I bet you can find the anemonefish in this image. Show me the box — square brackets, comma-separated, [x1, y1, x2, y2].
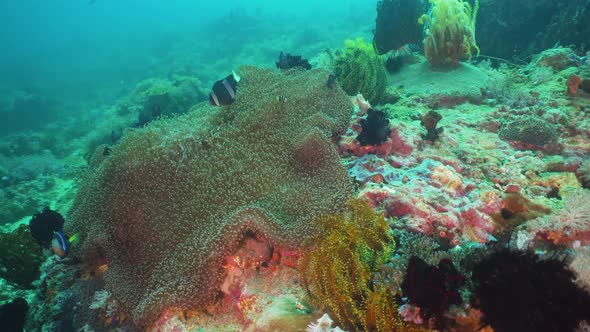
[209, 71, 241, 106]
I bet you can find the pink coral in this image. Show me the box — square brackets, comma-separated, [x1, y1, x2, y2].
[358, 159, 499, 244]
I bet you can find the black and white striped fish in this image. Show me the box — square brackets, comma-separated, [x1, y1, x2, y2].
[209, 71, 241, 106]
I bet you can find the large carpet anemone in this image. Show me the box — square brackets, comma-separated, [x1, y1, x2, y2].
[64, 66, 354, 327]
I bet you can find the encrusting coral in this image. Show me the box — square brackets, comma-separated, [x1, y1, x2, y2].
[299, 199, 428, 332]
[498, 116, 558, 149]
[333, 38, 387, 104]
[419, 0, 480, 66]
[65, 66, 354, 327]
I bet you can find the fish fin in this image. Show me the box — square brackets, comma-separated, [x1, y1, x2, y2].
[232, 70, 241, 83]
[69, 233, 80, 245]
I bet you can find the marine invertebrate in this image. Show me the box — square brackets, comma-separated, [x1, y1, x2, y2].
[419, 0, 480, 66]
[576, 159, 590, 189]
[65, 66, 354, 327]
[498, 116, 557, 148]
[299, 200, 422, 331]
[420, 111, 443, 142]
[373, 0, 427, 55]
[29, 207, 65, 247]
[401, 256, 465, 329]
[276, 52, 312, 70]
[0, 225, 45, 288]
[471, 249, 590, 332]
[526, 190, 590, 246]
[333, 38, 387, 104]
[356, 108, 392, 146]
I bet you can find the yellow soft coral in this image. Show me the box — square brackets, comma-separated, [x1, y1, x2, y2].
[299, 200, 429, 332]
[334, 38, 387, 104]
[419, 0, 480, 66]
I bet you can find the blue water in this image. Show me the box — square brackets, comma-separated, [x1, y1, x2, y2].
[0, 0, 376, 134]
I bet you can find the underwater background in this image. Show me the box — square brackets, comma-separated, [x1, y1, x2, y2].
[1, 0, 590, 331]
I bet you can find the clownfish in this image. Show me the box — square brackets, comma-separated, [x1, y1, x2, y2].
[209, 71, 241, 106]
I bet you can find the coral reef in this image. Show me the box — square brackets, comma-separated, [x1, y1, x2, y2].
[0, 91, 59, 134]
[0, 225, 44, 288]
[390, 57, 488, 107]
[499, 116, 558, 149]
[524, 190, 590, 246]
[419, 0, 480, 66]
[65, 66, 354, 327]
[373, 0, 428, 55]
[299, 199, 420, 331]
[123, 75, 206, 127]
[476, 1, 590, 60]
[576, 160, 590, 189]
[333, 38, 387, 104]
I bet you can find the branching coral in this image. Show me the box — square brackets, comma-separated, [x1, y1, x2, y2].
[299, 200, 427, 332]
[333, 38, 387, 104]
[65, 66, 354, 327]
[419, 0, 480, 66]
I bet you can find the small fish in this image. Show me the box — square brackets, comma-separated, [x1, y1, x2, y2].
[326, 74, 337, 89]
[276, 95, 287, 102]
[103, 146, 112, 157]
[276, 51, 312, 70]
[51, 231, 72, 259]
[209, 71, 241, 106]
[51, 232, 78, 259]
[110, 130, 121, 144]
